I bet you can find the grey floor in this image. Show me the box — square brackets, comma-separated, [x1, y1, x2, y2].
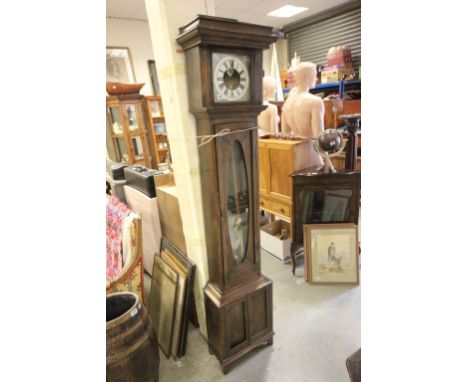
[144, 252, 360, 382]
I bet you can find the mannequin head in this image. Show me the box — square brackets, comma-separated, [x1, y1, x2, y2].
[294, 62, 317, 91]
[262, 76, 276, 101]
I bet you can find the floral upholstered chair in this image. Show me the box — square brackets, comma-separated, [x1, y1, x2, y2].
[106, 196, 145, 303]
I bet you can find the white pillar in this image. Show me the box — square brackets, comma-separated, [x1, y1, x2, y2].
[144, 0, 215, 338]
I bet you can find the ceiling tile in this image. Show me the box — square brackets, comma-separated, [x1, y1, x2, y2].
[214, 9, 241, 19]
[216, 0, 263, 12]
[235, 11, 277, 27]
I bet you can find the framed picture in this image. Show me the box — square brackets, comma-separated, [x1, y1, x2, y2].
[154, 123, 166, 134]
[148, 255, 178, 358]
[159, 237, 196, 358]
[106, 47, 135, 83]
[321, 192, 350, 222]
[148, 60, 161, 96]
[304, 223, 359, 285]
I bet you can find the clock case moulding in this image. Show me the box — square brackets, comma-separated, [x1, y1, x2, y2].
[177, 15, 277, 374]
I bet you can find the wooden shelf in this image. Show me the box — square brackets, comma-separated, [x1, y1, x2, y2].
[145, 95, 171, 166]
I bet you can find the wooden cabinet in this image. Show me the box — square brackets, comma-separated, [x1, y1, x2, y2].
[290, 167, 361, 274]
[258, 138, 316, 220]
[145, 96, 172, 167]
[106, 95, 152, 167]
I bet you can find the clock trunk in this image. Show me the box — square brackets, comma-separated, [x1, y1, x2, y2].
[177, 15, 277, 374]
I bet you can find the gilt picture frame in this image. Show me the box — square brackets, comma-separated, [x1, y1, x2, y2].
[106, 47, 135, 83]
[304, 223, 359, 285]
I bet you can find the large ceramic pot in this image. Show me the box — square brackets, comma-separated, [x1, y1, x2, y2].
[106, 292, 159, 382]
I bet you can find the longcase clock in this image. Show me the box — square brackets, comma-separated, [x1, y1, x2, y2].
[177, 16, 277, 373]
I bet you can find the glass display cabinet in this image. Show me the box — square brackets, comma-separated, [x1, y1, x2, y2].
[145, 96, 171, 166]
[106, 95, 152, 168]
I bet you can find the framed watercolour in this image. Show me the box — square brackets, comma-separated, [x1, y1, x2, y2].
[304, 224, 359, 285]
[106, 47, 135, 83]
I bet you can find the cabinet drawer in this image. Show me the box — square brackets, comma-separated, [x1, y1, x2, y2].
[259, 197, 290, 218]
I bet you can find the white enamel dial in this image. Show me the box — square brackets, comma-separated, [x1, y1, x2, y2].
[212, 53, 250, 102]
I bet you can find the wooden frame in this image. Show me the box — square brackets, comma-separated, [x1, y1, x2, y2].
[148, 255, 178, 358]
[159, 237, 196, 358]
[304, 223, 359, 285]
[106, 46, 136, 83]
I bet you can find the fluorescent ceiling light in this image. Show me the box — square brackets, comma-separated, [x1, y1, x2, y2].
[267, 5, 308, 18]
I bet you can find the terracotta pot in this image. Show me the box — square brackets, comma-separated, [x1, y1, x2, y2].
[106, 82, 145, 96]
[106, 292, 159, 382]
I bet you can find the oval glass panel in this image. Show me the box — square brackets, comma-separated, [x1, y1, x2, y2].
[227, 141, 249, 265]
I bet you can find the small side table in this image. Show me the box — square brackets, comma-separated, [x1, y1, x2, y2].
[290, 166, 360, 275]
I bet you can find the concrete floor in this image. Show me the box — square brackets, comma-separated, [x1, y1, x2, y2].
[144, 252, 360, 382]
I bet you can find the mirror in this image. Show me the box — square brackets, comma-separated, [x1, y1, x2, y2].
[227, 141, 249, 265]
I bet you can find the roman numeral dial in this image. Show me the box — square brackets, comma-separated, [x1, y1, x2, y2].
[212, 54, 250, 102]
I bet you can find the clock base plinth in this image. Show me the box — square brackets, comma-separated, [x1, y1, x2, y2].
[204, 275, 274, 374]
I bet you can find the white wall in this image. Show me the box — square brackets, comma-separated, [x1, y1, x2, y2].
[106, 17, 155, 96]
[262, 38, 289, 76]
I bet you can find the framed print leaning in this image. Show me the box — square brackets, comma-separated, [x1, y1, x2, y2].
[106, 47, 135, 83]
[304, 224, 359, 285]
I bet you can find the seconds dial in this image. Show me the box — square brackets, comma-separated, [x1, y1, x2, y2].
[213, 55, 250, 102]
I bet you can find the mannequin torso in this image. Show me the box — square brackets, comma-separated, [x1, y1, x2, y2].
[258, 102, 279, 135]
[257, 76, 279, 135]
[282, 90, 324, 138]
[281, 63, 324, 166]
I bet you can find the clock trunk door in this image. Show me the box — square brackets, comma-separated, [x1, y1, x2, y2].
[216, 125, 258, 286]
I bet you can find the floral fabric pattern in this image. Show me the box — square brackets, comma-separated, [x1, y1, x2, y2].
[106, 196, 133, 280]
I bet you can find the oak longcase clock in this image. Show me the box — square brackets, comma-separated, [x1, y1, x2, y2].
[177, 16, 277, 373]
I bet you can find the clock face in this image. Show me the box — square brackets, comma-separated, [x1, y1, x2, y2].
[212, 53, 250, 103]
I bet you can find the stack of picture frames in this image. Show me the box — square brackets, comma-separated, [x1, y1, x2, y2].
[148, 237, 196, 359]
[303, 223, 360, 286]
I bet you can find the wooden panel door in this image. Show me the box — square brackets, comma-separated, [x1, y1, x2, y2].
[268, 145, 293, 203]
[216, 125, 259, 287]
[258, 142, 269, 196]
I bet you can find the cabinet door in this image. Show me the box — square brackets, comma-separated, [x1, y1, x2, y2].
[216, 124, 259, 286]
[268, 144, 293, 203]
[225, 299, 249, 356]
[258, 142, 269, 196]
[247, 286, 272, 342]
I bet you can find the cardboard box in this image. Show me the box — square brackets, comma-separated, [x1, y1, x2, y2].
[321, 67, 355, 83]
[260, 220, 291, 263]
[327, 51, 353, 68]
[155, 173, 188, 255]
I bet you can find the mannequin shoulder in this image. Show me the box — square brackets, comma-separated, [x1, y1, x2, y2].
[305, 93, 324, 103]
[303, 93, 324, 108]
[266, 103, 278, 112]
